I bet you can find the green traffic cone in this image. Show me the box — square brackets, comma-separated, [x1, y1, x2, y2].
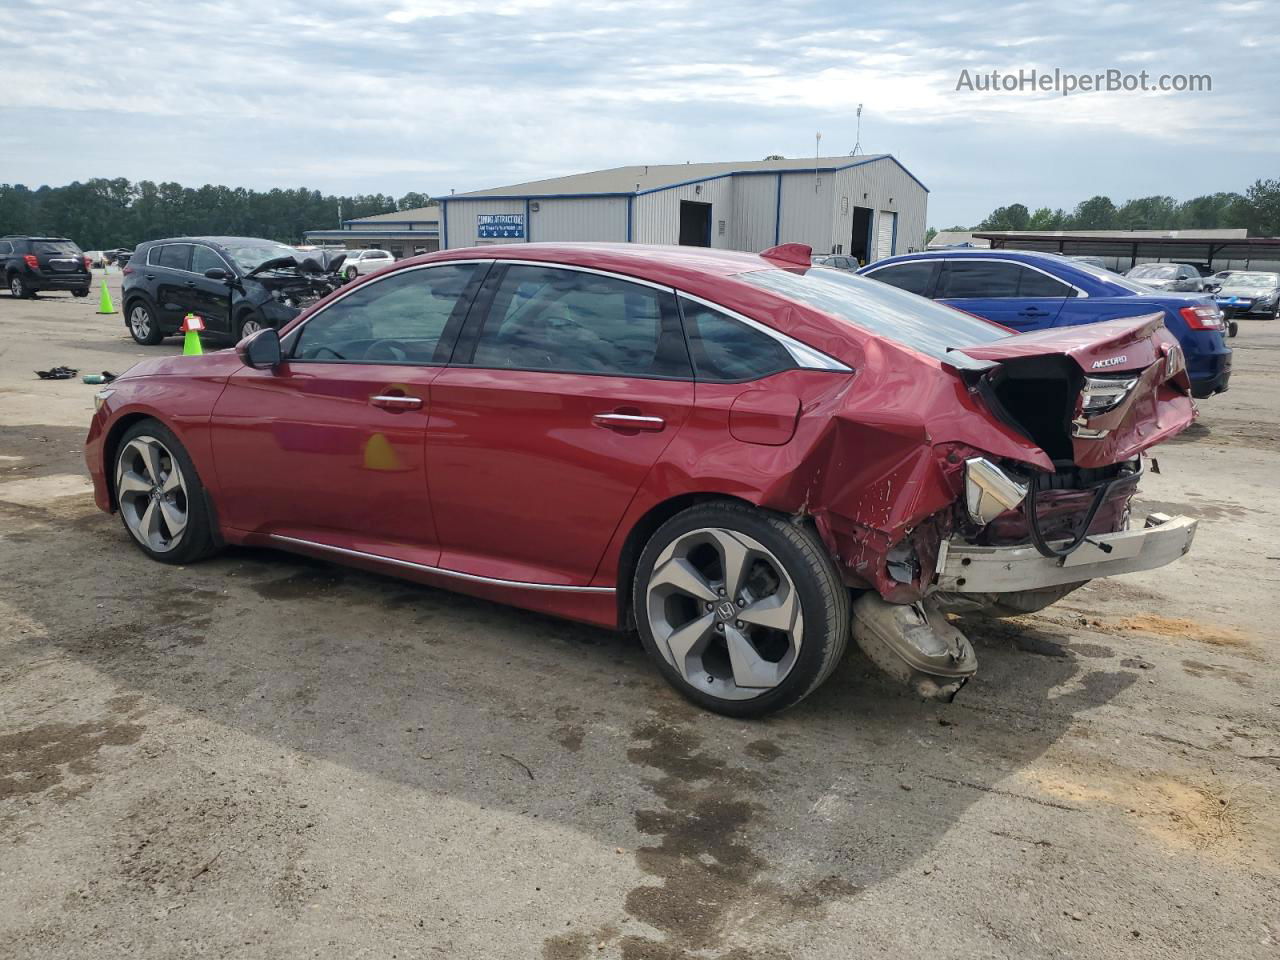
[181, 313, 204, 356]
[96, 277, 116, 315]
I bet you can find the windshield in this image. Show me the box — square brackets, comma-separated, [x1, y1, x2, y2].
[1222, 272, 1277, 289]
[739, 267, 1009, 366]
[34, 240, 81, 256]
[1128, 264, 1177, 279]
[221, 239, 302, 271]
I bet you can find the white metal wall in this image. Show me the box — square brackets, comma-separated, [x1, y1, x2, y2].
[730, 174, 779, 251]
[829, 160, 929, 263]
[530, 197, 628, 243]
[633, 176, 736, 248]
[442, 157, 927, 258]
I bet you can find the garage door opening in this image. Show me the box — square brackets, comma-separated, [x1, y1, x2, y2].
[850, 207, 872, 265]
[679, 201, 712, 247]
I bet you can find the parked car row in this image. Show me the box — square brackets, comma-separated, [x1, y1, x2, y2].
[857, 248, 1232, 398]
[89, 240, 1200, 716]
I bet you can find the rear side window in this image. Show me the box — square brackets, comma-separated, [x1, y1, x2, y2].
[157, 244, 192, 270]
[1017, 267, 1076, 298]
[679, 298, 795, 382]
[34, 240, 80, 256]
[0, 242, 11, 256]
[866, 261, 936, 296]
[469, 265, 690, 378]
[936, 260, 1021, 298]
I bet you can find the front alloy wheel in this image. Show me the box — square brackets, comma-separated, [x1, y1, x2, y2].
[112, 421, 219, 565]
[238, 314, 264, 340]
[116, 436, 189, 553]
[634, 502, 849, 717]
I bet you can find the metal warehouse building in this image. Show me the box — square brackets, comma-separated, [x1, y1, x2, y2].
[439, 155, 928, 263]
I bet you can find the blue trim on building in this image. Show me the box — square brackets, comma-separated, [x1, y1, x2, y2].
[626, 196, 634, 242]
[524, 198, 531, 243]
[890, 211, 898, 256]
[441, 200, 449, 249]
[774, 173, 782, 246]
[446, 191, 635, 202]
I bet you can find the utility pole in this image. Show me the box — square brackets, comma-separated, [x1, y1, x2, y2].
[851, 104, 863, 156]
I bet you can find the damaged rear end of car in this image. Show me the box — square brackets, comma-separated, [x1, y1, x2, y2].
[738, 269, 1198, 702]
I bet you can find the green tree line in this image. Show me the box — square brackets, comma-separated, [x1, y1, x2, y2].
[929, 178, 1280, 242]
[0, 178, 438, 250]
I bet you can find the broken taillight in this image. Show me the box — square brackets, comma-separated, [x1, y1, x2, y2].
[1080, 375, 1139, 414]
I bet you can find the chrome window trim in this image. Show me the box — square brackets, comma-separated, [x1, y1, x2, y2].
[284, 256, 852, 374]
[866, 256, 1090, 299]
[146, 241, 236, 278]
[677, 291, 853, 372]
[270, 534, 616, 594]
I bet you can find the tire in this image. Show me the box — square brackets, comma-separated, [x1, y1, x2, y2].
[73, 288, 90, 298]
[126, 300, 164, 345]
[344, 267, 358, 282]
[633, 501, 850, 717]
[9, 274, 33, 299]
[1227, 320, 1239, 338]
[237, 310, 267, 341]
[113, 419, 219, 565]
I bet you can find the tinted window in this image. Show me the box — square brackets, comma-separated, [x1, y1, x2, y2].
[937, 260, 1021, 298]
[1017, 267, 1075, 298]
[470, 265, 690, 378]
[867, 261, 936, 296]
[292, 263, 480, 363]
[157, 244, 192, 270]
[190, 245, 226, 275]
[740, 268, 1009, 367]
[679, 298, 794, 382]
[34, 240, 80, 256]
[0, 242, 11, 256]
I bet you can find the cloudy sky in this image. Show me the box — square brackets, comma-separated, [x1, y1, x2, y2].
[4, 0, 1277, 227]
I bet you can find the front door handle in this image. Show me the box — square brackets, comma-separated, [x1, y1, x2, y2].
[370, 394, 423, 412]
[592, 412, 665, 432]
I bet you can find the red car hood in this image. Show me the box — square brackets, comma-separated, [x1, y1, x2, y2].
[956, 313, 1196, 468]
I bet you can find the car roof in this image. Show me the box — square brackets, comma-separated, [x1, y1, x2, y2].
[2, 235, 72, 242]
[425, 242, 780, 282]
[138, 236, 293, 246]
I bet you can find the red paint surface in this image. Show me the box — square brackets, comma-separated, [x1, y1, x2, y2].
[86, 244, 1194, 627]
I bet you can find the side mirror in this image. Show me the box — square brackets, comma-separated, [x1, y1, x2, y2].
[204, 267, 230, 281]
[237, 327, 282, 369]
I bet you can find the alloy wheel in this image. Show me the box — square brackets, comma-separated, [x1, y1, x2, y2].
[240, 317, 263, 338]
[645, 527, 803, 701]
[129, 305, 152, 340]
[116, 436, 189, 552]
[9, 277, 21, 297]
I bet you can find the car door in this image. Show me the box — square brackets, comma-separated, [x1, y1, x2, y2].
[208, 261, 488, 565]
[186, 243, 235, 334]
[936, 259, 1069, 331]
[426, 262, 696, 587]
[149, 243, 194, 327]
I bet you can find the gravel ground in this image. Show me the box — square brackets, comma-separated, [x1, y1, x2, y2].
[1, 273, 1277, 959]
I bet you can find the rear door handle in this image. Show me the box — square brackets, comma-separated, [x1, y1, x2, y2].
[592, 413, 665, 432]
[370, 394, 423, 412]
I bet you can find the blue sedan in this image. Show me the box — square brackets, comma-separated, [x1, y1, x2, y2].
[858, 250, 1232, 398]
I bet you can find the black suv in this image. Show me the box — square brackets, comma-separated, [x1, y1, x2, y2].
[2, 236, 91, 298]
[121, 236, 345, 345]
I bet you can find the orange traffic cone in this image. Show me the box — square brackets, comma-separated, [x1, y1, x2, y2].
[181, 313, 205, 356]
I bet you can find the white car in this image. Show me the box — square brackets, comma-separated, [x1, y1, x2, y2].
[341, 249, 394, 280]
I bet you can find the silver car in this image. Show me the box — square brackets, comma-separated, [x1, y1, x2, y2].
[1125, 262, 1205, 292]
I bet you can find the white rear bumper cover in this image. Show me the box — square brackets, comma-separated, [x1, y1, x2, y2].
[935, 514, 1197, 593]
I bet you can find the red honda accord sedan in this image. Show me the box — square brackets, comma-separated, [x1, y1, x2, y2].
[85, 242, 1198, 716]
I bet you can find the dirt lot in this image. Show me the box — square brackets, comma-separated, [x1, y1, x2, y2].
[1, 273, 1277, 959]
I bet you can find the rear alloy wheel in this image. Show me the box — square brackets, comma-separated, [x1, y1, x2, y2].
[73, 288, 90, 298]
[114, 421, 218, 565]
[9, 275, 32, 299]
[634, 502, 849, 717]
[127, 301, 164, 345]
